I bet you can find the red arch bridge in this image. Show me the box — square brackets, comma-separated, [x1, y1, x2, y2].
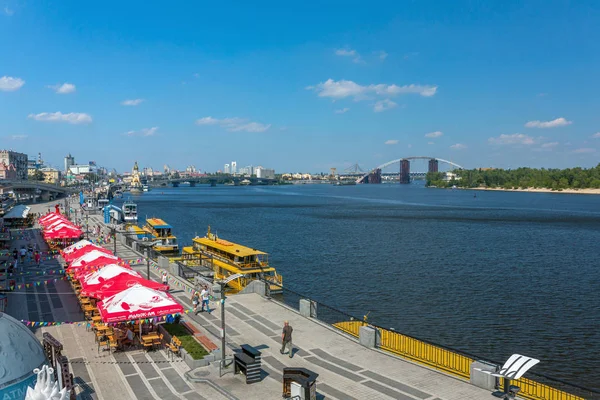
[355, 157, 463, 184]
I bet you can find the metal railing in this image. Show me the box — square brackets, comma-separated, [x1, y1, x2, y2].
[264, 280, 599, 400]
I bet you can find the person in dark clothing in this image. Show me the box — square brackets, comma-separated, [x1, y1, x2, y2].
[280, 321, 294, 358]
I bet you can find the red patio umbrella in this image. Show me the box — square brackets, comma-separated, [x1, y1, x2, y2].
[84, 274, 168, 299]
[63, 245, 112, 263]
[80, 264, 138, 288]
[39, 212, 62, 223]
[97, 284, 183, 323]
[44, 226, 83, 240]
[61, 240, 93, 256]
[69, 250, 119, 268]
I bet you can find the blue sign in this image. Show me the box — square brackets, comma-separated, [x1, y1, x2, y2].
[0, 373, 37, 399]
[104, 205, 110, 224]
[79, 191, 84, 205]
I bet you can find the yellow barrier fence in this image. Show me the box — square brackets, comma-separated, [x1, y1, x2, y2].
[332, 321, 591, 400]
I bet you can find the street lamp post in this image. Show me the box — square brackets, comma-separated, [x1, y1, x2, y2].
[217, 273, 245, 376]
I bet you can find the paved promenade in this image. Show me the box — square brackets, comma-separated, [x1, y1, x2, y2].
[4, 200, 495, 399]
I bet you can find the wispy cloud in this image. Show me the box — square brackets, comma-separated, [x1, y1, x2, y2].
[334, 48, 363, 63]
[196, 117, 271, 133]
[450, 143, 467, 150]
[572, 148, 596, 154]
[3, 7, 14, 16]
[0, 76, 25, 91]
[48, 83, 76, 94]
[8, 135, 28, 140]
[488, 133, 536, 145]
[541, 142, 559, 148]
[124, 127, 158, 137]
[374, 99, 397, 113]
[307, 79, 437, 100]
[375, 50, 388, 61]
[28, 112, 92, 124]
[334, 108, 349, 114]
[427, 141, 435, 145]
[525, 117, 572, 128]
[425, 131, 443, 138]
[591, 132, 600, 139]
[385, 140, 398, 145]
[121, 99, 144, 106]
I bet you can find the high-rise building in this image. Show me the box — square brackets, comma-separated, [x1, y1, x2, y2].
[64, 154, 75, 174]
[0, 150, 28, 180]
[231, 161, 237, 175]
[256, 167, 275, 179]
[224, 164, 230, 174]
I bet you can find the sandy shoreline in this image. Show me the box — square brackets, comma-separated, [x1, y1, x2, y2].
[458, 187, 600, 195]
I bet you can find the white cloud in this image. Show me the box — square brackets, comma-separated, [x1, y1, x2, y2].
[334, 48, 363, 63]
[591, 132, 600, 138]
[0, 76, 25, 91]
[308, 79, 437, 100]
[525, 117, 572, 128]
[3, 7, 14, 15]
[375, 50, 388, 61]
[385, 140, 398, 145]
[374, 99, 397, 113]
[193, 73, 200, 78]
[425, 131, 443, 138]
[195, 117, 271, 133]
[541, 142, 559, 148]
[334, 108, 350, 114]
[450, 143, 467, 150]
[125, 127, 158, 137]
[427, 141, 435, 145]
[572, 148, 596, 154]
[48, 83, 76, 94]
[121, 99, 144, 106]
[488, 133, 536, 145]
[28, 112, 92, 124]
[9, 135, 27, 140]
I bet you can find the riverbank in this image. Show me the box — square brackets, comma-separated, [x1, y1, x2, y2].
[460, 186, 600, 195]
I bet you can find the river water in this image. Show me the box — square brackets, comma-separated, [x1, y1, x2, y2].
[126, 183, 600, 389]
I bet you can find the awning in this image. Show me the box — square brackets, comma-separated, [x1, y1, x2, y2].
[3, 205, 31, 219]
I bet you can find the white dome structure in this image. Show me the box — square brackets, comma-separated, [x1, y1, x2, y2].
[0, 312, 46, 397]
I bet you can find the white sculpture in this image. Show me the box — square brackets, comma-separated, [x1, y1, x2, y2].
[25, 365, 69, 400]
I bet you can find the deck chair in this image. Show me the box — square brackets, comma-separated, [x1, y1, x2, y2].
[477, 354, 540, 399]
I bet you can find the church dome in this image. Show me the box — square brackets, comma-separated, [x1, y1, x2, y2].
[0, 312, 46, 391]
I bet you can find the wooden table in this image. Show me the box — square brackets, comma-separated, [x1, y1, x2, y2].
[91, 316, 102, 324]
[141, 333, 160, 349]
[83, 305, 96, 313]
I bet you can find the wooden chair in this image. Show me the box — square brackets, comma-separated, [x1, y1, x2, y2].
[142, 337, 153, 351]
[166, 336, 181, 360]
[97, 338, 109, 353]
[152, 333, 164, 350]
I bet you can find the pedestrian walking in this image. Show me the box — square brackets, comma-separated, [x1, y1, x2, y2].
[280, 321, 294, 358]
[19, 246, 27, 264]
[191, 290, 200, 314]
[200, 285, 211, 312]
[161, 271, 168, 286]
[34, 251, 41, 267]
[12, 248, 18, 263]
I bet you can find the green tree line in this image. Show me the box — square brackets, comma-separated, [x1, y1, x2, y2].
[426, 164, 600, 190]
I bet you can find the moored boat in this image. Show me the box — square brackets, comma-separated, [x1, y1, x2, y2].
[182, 226, 282, 294]
[143, 218, 179, 255]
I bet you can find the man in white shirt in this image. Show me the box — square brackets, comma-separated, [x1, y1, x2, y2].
[200, 285, 211, 313]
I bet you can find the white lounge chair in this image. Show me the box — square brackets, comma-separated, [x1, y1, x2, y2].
[476, 354, 540, 399]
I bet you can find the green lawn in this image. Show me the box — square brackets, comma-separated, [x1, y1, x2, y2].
[163, 323, 209, 360]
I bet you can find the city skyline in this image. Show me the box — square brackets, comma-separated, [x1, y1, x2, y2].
[2, 1, 600, 172]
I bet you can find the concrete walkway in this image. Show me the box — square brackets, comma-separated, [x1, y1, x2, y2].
[4, 199, 495, 399]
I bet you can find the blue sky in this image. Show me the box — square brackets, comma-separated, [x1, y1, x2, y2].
[1, 0, 600, 173]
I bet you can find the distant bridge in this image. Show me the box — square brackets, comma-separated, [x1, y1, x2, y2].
[0, 180, 73, 201]
[356, 157, 463, 184]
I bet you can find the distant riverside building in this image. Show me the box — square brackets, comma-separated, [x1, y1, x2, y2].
[256, 167, 275, 179]
[0, 150, 28, 180]
[64, 153, 75, 173]
[238, 165, 254, 176]
[224, 164, 230, 174]
[40, 167, 60, 184]
[69, 164, 97, 175]
[231, 161, 237, 175]
[0, 162, 17, 180]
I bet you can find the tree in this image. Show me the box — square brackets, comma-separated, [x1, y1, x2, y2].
[30, 169, 45, 181]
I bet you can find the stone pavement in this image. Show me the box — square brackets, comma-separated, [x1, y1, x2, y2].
[86, 213, 495, 400]
[4, 201, 496, 400]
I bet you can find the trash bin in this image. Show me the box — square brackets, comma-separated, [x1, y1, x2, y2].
[282, 367, 318, 400]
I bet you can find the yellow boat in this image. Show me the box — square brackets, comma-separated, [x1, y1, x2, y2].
[142, 218, 179, 255]
[182, 226, 282, 293]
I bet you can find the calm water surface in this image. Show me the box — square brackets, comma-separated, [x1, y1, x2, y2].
[126, 183, 600, 389]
